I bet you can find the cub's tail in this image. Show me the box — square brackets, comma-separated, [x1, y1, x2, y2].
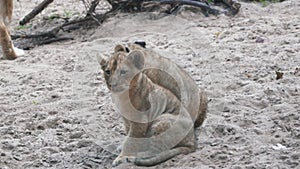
[194, 90, 208, 127]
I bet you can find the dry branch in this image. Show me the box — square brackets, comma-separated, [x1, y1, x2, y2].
[144, 0, 221, 15]
[13, 10, 118, 49]
[38, 37, 74, 45]
[219, 0, 241, 15]
[19, 0, 54, 25]
[13, 0, 241, 49]
[87, 0, 101, 16]
[13, 9, 117, 40]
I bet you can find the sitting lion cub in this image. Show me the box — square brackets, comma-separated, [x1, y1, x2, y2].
[99, 42, 207, 167]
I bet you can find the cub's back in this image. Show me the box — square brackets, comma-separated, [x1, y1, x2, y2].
[138, 48, 201, 118]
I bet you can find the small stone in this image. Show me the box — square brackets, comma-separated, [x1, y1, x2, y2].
[235, 37, 244, 42]
[62, 119, 71, 123]
[255, 37, 264, 43]
[37, 125, 45, 130]
[218, 154, 228, 160]
[48, 111, 58, 115]
[77, 140, 93, 148]
[12, 153, 22, 161]
[232, 57, 241, 61]
[253, 128, 263, 135]
[276, 71, 283, 80]
[279, 155, 289, 160]
[69, 131, 84, 139]
[210, 141, 221, 146]
[51, 94, 59, 99]
[291, 153, 300, 160]
[2, 141, 15, 150]
[45, 147, 59, 154]
[222, 106, 230, 112]
[294, 67, 300, 76]
[272, 143, 287, 150]
[285, 48, 294, 53]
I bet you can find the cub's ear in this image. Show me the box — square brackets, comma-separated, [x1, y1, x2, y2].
[114, 44, 127, 53]
[134, 41, 146, 48]
[127, 50, 145, 70]
[97, 54, 107, 71]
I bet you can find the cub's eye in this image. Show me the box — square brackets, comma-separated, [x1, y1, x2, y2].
[105, 70, 111, 75]
[120, 70, 127, 75]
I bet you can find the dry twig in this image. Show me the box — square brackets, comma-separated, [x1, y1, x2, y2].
[144, 0, 221, 15]
[13, 0, 241, 49]
[19, 0, 54, 25]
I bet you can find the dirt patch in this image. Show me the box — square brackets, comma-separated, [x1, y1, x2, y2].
[1, 0, 299, 169]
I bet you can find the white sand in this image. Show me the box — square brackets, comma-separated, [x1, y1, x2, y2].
[0, 0, 299, 168]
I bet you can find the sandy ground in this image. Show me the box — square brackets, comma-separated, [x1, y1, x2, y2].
[0, 0, 299, 169]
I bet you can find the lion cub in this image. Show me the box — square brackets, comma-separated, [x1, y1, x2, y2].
[99, 42, 207, 167]
[0, 0, 24, 60]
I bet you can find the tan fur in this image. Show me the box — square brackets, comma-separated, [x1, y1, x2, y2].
[0, 0, 19, 60]
[99, 43, 207, 167]
[0, 21, 17, 60]
[0, 0, 13, 24]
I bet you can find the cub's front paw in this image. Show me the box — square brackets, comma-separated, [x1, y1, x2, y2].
[112, 155, 136, 167]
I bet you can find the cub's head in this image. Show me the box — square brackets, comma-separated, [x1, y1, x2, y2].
[99, 42, 146, 92]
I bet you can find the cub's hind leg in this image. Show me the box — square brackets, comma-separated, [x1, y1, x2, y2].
[133, 113, 196, 166]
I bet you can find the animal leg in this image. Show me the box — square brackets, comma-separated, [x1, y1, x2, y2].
[112, 122, 149, 167]
[132, 114, 196, 166]
[0, 21, 17, 60]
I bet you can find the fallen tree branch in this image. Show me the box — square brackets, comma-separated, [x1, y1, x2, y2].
[220, 0, 241, 16]
[11, 27, 60, 39]
[12, 14, 98, 40]
[19, 0, 54, 25]
[12, 9, 118, 49]
[144, 0, 221, 15]
[13, 0, 241, 49]
[38, 37, 74, 45]
[87, 0, 101, 16]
